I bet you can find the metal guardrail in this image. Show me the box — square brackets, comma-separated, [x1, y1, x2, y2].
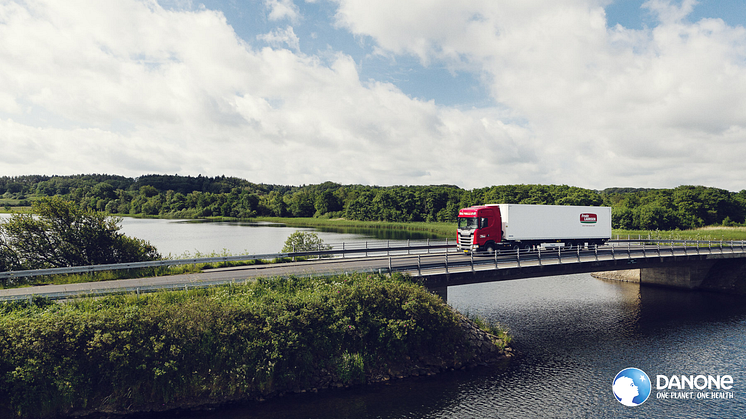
[0, 239, 456, 280]
[383, 239, 746, 277]
[4, 238, 746, 281]
[3, 239, 746, 301]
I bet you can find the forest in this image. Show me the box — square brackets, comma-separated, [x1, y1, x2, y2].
[2, 174, 746, 230]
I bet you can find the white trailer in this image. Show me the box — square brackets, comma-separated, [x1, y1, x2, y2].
[457, 204, 612, 251]
[499, 204, 611, 243]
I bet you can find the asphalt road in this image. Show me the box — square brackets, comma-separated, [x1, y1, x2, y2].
[0, 242, 736, 300]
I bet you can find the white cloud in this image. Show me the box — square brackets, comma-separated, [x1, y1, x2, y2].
[330, 0, 746, 190]
[642, 0, 699, 24]
[2, 0, 746, 191]
[257, 26, 301, 52]
[0, 0, 536, 187]
[264, 0, 300, 22]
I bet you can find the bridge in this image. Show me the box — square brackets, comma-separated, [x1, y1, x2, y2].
[1, 239, 746, 301]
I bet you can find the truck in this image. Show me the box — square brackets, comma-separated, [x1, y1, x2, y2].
[457, 204, 612, 253]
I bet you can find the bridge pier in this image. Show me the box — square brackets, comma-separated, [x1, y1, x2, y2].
[594, 258, 746, 294]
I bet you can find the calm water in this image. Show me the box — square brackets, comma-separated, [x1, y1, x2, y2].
[0, 215, 440, 257]
[3, 215, 746, 416]
[116, 218, 440, 257]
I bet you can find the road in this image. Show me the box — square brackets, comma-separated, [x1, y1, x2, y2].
[0, 242, 738, 301]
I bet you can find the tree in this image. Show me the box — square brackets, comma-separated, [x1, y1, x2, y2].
[281, 231, 331, 253]
[289, 191, 315, 217]
[0, 197, 160, 270]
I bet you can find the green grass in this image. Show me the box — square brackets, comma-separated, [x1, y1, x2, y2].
[612, 228, 746, 242]
[0, 205, 32, 214]
[0, 273, 508, 418]
[0, 250, 285, 289]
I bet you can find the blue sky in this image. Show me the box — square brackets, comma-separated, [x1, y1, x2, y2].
[2, 0, 746, 190]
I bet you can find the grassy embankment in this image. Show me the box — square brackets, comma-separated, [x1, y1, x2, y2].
[0, 272, 511, 418]
[613, 227, 746, 242]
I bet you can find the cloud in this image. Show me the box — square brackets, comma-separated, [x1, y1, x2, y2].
[0, 0, 537, 188]
[264, 0, 300, 22]
[642, 0, 699, 24]
[329, 0, 746, 190]
[2, 0, 746, 191]
[257, 26, 301, 52]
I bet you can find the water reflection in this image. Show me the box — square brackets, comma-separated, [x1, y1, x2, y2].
[310, 225, 442, 241]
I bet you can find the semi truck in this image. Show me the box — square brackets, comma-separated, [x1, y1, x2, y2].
[457, 204, 612, 253]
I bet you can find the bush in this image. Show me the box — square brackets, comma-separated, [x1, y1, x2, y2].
[281, 231, 332, 253]
[0, 197, 160, 271]
[0, 273, 477, 418]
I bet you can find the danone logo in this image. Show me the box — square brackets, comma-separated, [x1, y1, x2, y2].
[580, 213, 597, 224]
[613, 368, 652, 406]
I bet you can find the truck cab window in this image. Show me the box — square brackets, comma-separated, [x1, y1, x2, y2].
[481, 218, 489, 228]
[458, 217, 479, 230]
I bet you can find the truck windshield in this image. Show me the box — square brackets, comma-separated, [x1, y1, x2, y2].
[458, 217, 479, 230]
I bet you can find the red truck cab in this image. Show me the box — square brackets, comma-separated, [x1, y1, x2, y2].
[457, 205, 502, 253]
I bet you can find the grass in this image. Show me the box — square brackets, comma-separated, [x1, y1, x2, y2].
[0, 250, 287, 289]
[463, 311, 512, 350]
[0, 205, 32, 214]
[0, 272, 509, 418]
[612, 228, 746, 242]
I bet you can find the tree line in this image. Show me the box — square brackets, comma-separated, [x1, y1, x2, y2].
[2, 174, 746, 230]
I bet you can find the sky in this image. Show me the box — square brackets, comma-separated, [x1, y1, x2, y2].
[2, 0, 746, 191]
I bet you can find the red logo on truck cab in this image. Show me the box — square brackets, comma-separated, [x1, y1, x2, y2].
[580, 213, 597, 224]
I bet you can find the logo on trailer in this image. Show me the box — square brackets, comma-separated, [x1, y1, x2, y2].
[580, 213, 597, 224]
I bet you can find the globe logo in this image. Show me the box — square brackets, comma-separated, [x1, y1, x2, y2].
[613, 368, 651, 406]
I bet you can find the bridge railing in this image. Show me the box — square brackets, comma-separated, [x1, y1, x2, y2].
[382, 239, 746, 277]
[0, 239, 458, 281]
[3, 239, 746, 301]
[3, 238, 745, 282]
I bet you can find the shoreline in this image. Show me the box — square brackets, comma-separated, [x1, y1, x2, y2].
[70, 312, 513, 419]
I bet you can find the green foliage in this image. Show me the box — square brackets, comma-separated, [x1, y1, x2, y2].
[0, 273, 477, 418]
[281, 231, 332, 253]
[463, 311, 512, 350]
[0, 197, 160, 272]
[4, 174, 746, 231]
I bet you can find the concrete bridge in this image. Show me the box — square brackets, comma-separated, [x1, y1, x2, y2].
[413, 240, 746, 301]
[1, 239, 745, 301]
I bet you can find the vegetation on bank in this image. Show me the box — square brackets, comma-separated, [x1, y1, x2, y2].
[2, 174, 746, 231]
[0, 273, 510, 418]
[613, 228, 746, 242]
[0, 197, 159, 273]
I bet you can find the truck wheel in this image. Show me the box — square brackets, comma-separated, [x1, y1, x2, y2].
[485, 243, 496, 254]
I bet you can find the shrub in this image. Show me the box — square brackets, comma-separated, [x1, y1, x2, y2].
[0, 197, 159, 271]
[0, 273, 478, 418]
[281, 231, 332, 253]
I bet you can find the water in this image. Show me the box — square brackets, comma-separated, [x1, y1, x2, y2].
[119, 218, 439, 257]
[161, 275, 745, 418]
[0, 215, 440, 257]
[3, 214, 746, 416]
